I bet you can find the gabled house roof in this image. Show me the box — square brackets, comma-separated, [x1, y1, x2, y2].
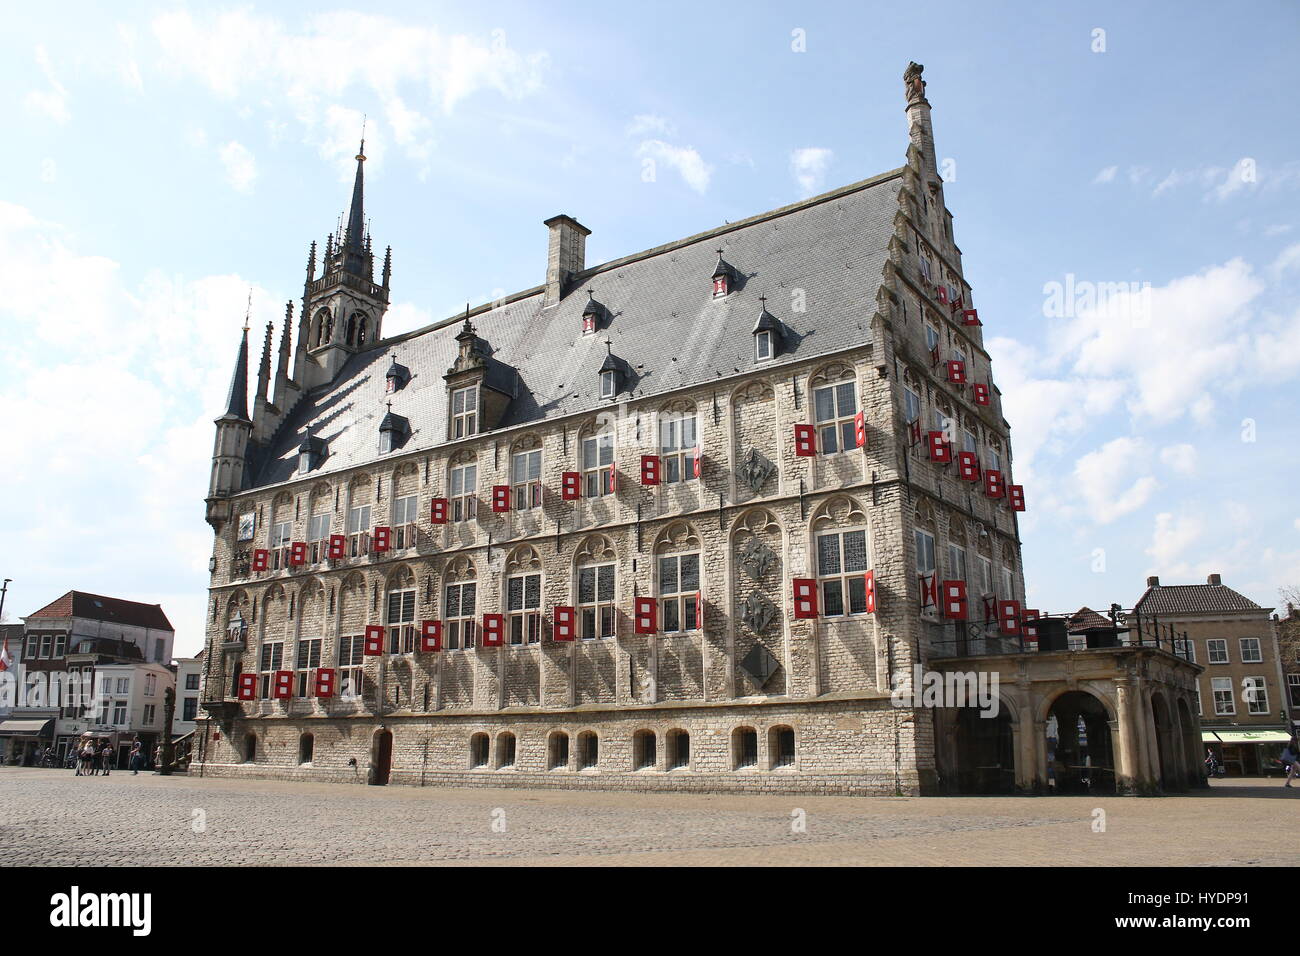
[1068, 607, 1113, 633]
[1134, 582, 1266, 617]
[25, 591, 174, 631]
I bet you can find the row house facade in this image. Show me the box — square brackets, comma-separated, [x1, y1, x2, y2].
[196, 63, 1030, 794]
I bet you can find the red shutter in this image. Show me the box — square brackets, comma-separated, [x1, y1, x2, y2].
[854, 411, 867, 448]
[983, 595, 997, 625]
[561, 472, 581, 500]
[972, 383, 990, 406]
[363, 625, 384, 656]
[373, 526, 392, 552]
[792, 578, 818, 619]
[607, 467, 618, 494]
[328, 534, 346, 560]
[430, 498, 448, 524]
[1021, 608, 1041, 641]
[929, 344, 941, 367]
[713, 276, 728, 296]
[252, 549, 269, 572]
[634, 596, 657, 634]
[957, 451, 981, 482]
[289, 541, 307, 566]
[918, 572, 938, 610]
[640, 455, 660, 485]
[984, 469, 1005, 498]
[864, 570, 876, 614]
[553, 606, 575, 642]
[941, 580, 968, 620]
[236, 672, 257, 700]
[481, 613, 504, 647]
[696, 591, 704, 631]
[999, 600, 1021, 636]
[419, 620, 442, 652]
[793, 424, 816, 457]
[1008, 484, 1026, 512]
[492, 485, 510, 512]
[927, 431, 951, 463]
[314, 668, 336, 698]
[272, 669, 293, 700]
[961, 308, 981, 326]
[691, 446, 702, 478]
[937, 285, 949, 305]
[909, 420, 921, 445]
[946, 360, 966, 385]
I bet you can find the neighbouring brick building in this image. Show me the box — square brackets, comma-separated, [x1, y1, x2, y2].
[195, 63, 1033, 795]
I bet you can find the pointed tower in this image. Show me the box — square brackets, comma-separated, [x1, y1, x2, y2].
[298, 139, 390, 389]
[206, 324, 255, 529]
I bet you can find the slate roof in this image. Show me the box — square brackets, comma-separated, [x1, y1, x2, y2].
[1068, 607, 1113, 632]
[252, 168, 904, 488]
[25, 591, 174, 631]
[1134, 583, 1267, 617]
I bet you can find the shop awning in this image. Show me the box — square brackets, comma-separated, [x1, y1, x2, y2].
[0, 718, 54, 737]
[1202, 730, 1292, 743]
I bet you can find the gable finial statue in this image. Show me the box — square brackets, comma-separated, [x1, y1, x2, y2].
[904, 61, 926, 103]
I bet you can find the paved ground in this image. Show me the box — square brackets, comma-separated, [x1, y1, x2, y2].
[0, 769, 1296, 866]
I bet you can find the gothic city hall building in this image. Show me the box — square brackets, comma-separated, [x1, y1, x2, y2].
[198, 63, 1029, 794]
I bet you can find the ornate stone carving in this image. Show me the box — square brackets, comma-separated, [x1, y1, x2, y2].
[738, 448, 775, 493]
[741, 589, 778, 635]
[738, 537, 777, 581]
[738, 639, 778, 687]
[904, 62, 926, 103]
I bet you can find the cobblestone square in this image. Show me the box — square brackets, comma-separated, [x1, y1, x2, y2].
[0, 769, 1295, 866]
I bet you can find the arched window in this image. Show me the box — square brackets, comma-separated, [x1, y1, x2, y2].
[812, 497, 871, 617]
[298, 733, 314, 765]
[574, 535, 617, 641]
[444, 557, 477, 650]
[810, 365, 858, 455]
[769, 726, 795, 768]
[666, 729, 690, 770]
[581, 425, 615, 498]
[449, 453, 478, 523]
[633, 729, 656, 770]
[505, 546, 542, 646]
[357, 315, 369, 348]
[495, 731, 517, 769]
[548, 732, 569, 770]
[385, 567, 416, 654]
[732, 726, 758, 769]
[345, 313, 356, 346]
[578, 731, 599, 769]
[243, 733, 257, 763]
[658, 403, 698, 484]
[470, 733, 490, 768]
[313, 309, 332, 347]
[655, 522, 702, 633]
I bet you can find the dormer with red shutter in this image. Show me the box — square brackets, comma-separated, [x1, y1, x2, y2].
[581, 291, 605, 335]
[711, 251, 736, 297]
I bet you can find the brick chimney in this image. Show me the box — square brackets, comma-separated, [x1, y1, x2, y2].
[1207, 573, 1222, 586]
[1146, 576, 1160, 588]
[543, 214, 590, 308]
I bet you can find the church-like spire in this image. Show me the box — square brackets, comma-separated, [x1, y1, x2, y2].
[256, 320, 272, 403]
[222, 323, 251, 422]
[341, 138, 367, 274]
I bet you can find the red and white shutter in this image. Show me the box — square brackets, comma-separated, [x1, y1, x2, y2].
[236, 672, 257, 701]
[561, 472, 581, 500]
[314, 668, 336, 699]
[696, 591, 705, 631]
[363, 624, 385, 656]
[691, 446, 702, 478]
[492, 485, 510, 512]
[983, 595, 997, 625]
[252, 549, 269, 572]
[998, 600, 1022, 636]
[961, 309, 981, 326]
[328, 534, 346, 560]
[272, 669, 294, 700]
[1021, 608, 1041, 642]
[854, 411, 867, 448]
[909, 421, 921, 446]
[927, 431, 951, 463]
[957, 451, 980, 482]
[946, 360, 966, 385]
[289, 541, 308, 566]
[937, 285, 949, 305]
[373, 526, 392, 552]
[419, 620, 442, 653]
[607, 467, 618, 495]
[792, 578, 818, 619]
[713, 276, 728, 296]
[481, 613, 505, 647]
[640, 455, 660, 485]
[917, 572, 938, 610]
[972, 383, 990, 406]
[430, 498, 448, 524]
[634, 596, 657, 634]
[941, 580, 968, 620]
[984, 469, 1005, 498]
[929, 345, 941, 367]
[553, 606, 575, 642]
[864, 570, 877, 614]
[793, 423, 816, 457]
[1008, 484, 1026, 512]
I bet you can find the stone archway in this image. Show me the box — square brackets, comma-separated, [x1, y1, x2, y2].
[951, 705, 1016, 794]
[1045, 690, 1116, 794]
[1151, 692, 1176, 791]
[1175, 696, 1203, 788]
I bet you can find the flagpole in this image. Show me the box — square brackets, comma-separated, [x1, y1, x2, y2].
[0, 578, 10, 623]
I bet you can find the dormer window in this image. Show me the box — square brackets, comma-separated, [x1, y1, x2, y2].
[598, 342, 626, 399]
[378, 403, 410, 454]
[755, 331, 773, 362]
[712, 275, 729, 297]
[711, 251, 735, 298]
[385, 354, 410, 394]
[600, 369, 617, 399]
[752, 296, 782, 363]
[582, 293, 603, 335]
[298, 428, 326, 473]
[451, 386, 477, 438]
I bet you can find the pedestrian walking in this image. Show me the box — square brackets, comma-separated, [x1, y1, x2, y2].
[79, 741, 96, 776]
[129, 740, 143, 775]
[99, 743, 113, 777]
[1284, 739, 1299, 788]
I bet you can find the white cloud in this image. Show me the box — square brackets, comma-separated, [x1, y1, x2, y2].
[24, 44, 70, 124]
[1092, 165, 1118, 184]
[638, 140, 712, 194]
[1159, 443, 1198, 476]
[219, 141, 258, 193]
[625, 114, 673, 138]
[1071, 437, 1158, 524]
[1146, 511, 1205, 569]
[790, 147, 834, 197]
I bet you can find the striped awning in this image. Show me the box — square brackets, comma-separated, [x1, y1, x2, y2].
[0, 718, 54, 736]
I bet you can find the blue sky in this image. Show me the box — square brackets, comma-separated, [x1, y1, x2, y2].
[2, 1, 1298, 654]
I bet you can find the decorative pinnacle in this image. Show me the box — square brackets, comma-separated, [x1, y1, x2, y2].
[242, 288, 252, 332]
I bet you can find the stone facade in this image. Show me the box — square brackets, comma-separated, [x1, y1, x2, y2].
[194, 63, 1027, 795]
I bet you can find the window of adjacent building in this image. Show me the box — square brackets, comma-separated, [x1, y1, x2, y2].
[445, 582, 477, 650]
[112, 701, 127, 726]
[386, 589, 416, 654]
[182, 698, 198, 722]
[948, 544, 967, 581]
[337, 635, 365, 699]
[451, 386, 478, 439]
[295, 638, 322, 697]
[659, 553, 701, 633]
[578, 564, 616, 640]
[142, 704, 156, 725]
[817, 529, 870, 616]
[116, 677, 129, 694]
[660, 412, 698, 484]
[1207, 639, 1229, 664]
[755, 331, 773, 362]
[53, 634, 66, 658]
[308, 513, 331, 563]
[813, 380, 857, 455]
[1244, 676, 1269, 716]
[24, 636, 37, 658]
[1288, 674, 1300, 709]
[1211, 677, 1235, 716]
[1175, 638, 1195, 663]
[39, 634, 52, 658]
[392, 494, 419, 548]
[600, 370, 617, 400]
[1240, 638, 1263, 663]
[507, 573, 542, 646]
[346, 503, 370, 557]
[186, 673, 201, 691]
[450, 463, 478, 522]
[511, 450, 542, 510]
[144, 674, 157, 697]
[582, 432, 615, 498]
[258, 641, 284, 699]
[903, 386, 921, 424]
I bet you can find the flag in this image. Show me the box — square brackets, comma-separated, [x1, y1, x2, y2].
[0, 637, 11, 672]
